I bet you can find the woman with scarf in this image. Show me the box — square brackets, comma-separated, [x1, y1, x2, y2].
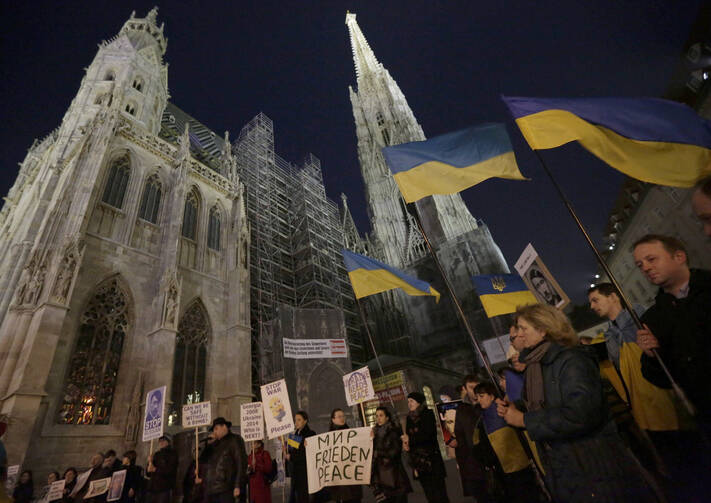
[496, 303, 660, 503]
[285, 411, 315, 503]
[402, 393, 448, 503]
[328, 408, 363, 503]
[371, 407, 411, 503]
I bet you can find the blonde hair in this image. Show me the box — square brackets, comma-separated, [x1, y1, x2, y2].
[516, 303, 579, 347]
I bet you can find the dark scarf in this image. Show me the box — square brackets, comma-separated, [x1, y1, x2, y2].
[408, 402, 426, 422]
[523, 340, 551, 412]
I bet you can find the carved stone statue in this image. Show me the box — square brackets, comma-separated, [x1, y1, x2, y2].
[161, 269, 182, 329]
[52, 238, 86, 304]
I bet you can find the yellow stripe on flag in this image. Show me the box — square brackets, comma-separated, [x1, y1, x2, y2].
[488, 427, 530, 474]
[479, 290, 538, 318]
[347, 268, 440, 302]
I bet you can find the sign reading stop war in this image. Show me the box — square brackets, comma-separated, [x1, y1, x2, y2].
[260, 379, 295, 439]
[306, 427, 373, 494]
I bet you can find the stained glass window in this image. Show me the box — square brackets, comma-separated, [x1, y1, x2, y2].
[182, 191, 199, 240]
[169, 301, 209, 423]
[138, 174, 162, 224]
[102, 155, 131, 209]
[207, 206, 221, 250]
[58, 278, 130, 425]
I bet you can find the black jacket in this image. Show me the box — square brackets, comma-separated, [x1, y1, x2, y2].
[328, 424, 363, 502]
[405, 407, 446, 480]
[286, 424, 316, 503]
[371, 421, 412, 498]
[204, 432, 247, 495]
[640, 268, 711, 418]
[148, 445, 178, 493]
[453, 401, 491, 483]
[120, 464, 144, 503]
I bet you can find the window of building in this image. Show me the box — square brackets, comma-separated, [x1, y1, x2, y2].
[182, 190, 199, 240]
[125, 104, 136, 116]
[381, 128, 391, 145]
[138, 174, 162, 224]
[57, 278, 130, 425]
[376, 112, 385, 126]
[207, 206, 221, 250]
[101, 154, 131, 209]
[132, 77, 144, 92]
[104, 71, 115, 81]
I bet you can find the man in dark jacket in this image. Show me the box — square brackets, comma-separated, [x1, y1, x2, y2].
[201, 417, 247, 503]
[147, 435, 178, 503]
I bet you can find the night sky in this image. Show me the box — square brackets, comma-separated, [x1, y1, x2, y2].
[0, 1, 701, 303]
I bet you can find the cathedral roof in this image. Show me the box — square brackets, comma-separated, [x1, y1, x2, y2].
[160, 102, 225, 172]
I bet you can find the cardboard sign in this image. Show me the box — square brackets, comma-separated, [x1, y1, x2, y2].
[342, 367, 376, 406]
[514, 243, 569, 309]
[84, 477, 111, 499]
[69, 470, 92, 498]
[260, 379, 295, 439]
[142, 386, 166, 442]
[283, 338, 348, 359]
[5, 465, 19, 493]
[106, 470, 126, 502]
[182, 401, 212, 428]
[47, 480, 66, 502]
[305, 427, 373, 494]
[240, 402, 265, 441]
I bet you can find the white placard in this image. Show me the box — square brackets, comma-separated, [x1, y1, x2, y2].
[482, 335, 511, 364]
[106, 470, 126, 502]
[47, 480, 66, 502]
[142, 386, 166, 442]
[305, 427, 373, 494]
[240, 402, 265, 441]
[182, 401, 212, 428]
[514, 243, 569, 309]
[69, 470, 92, 498]
[283, 338, 348, 359]
[260, 379, 295, 439]
[342, 367, 376, 406]
[84, 477, 111, 499]
[5, 465, 19, 493]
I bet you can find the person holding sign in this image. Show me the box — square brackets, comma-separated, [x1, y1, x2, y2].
[146, 436, 178, 503]
[285, 411, 315, 503]
[247, 440, 272, 503]
[402, 393, 448, 503]
[327, 409, 363, 503]
[12, 470, 33, 503]
[118, 451, 144, 503]
[201, 417, 247, 503]
[371, 407, 411, 503]
[61, 468, 78, 503]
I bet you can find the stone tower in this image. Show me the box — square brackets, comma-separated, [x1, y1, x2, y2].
[0, 9, 251, 471]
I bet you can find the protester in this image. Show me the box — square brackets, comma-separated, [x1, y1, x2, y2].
[48, 472, 60, 484]
[62, 468, 78, 503]
[120, 450, 144, 503]
[247, 440, 272, 503]
[497, 303, 658, 502]
[327, 408, 363, 503]
[13, 470, 33, 503]
[146, 436, 178, 503]
[371, 406, 411, 503]
[103, 450, 123, 474]
[285, 411, 315, 503]
[692, 176, 711, 237]
[200, 417, 247, 503]
[79, 453, 112, 503]
[402, 392, 448, 503]
[188, 432, 215, 503]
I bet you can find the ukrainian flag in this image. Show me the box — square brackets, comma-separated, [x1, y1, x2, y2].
[502, 96, 711, 187]
[472, 274, 537, 318]
[382, 124, 527, 203]
[342, 250, 440, 302]
[287, 433, 302, 449]
[481, 406, 529, 473]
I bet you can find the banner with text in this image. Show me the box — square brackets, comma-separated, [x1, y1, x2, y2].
[306, 427, 373, 494]
[241, 402, 265, 441]
[142, 386, 166, 442]
[283, 338, 348, 359]
[343, 367, 376, 406]
[260, 379, 295, 439]
[182, 401, 212, 428]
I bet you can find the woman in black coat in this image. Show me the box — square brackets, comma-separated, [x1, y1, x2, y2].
[371, 406, 411, 503]
[402, 393, 448, 503]
[327, 408, 363, 503]
[62, 467, 78, 503]
[497, 303, 660, 503]
[120, 450, 145, 503]
[285, 411, 316, 503]
[13, 470, 33, 503]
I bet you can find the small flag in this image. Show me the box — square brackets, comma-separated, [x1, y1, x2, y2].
[502, 96, 711, 187]
[382, 124, 527, 203]
[472, 274, 537, 318]
[342, 249, 440, 302]
[481, 406, 529, 473]
[287, 433, 303, 449]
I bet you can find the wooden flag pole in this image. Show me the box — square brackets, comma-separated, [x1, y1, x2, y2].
[281, 435, 287, 503]
[359, 402, 367, 426]
[194, 428, 199, 477]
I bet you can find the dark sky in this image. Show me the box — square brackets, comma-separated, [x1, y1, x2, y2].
[0, 1, 701, 303]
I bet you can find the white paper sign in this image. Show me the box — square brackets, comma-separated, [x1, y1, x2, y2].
[342, 367, 376, 406]
[70, 470, 92, 498]
[84, 477, 111, 499]
[5, 465, 19, 493]
[182, 401, 212, 428]
[47, 480, 66, 502]
[305, 427, 373, 494]
[482, 335, 511, 364]
[260, 379, 295, 439]
[106, 470, 126, 502]
[142, 385, 166, 442]
[283, 338, 348, 359]
[240, 402, 265, 441]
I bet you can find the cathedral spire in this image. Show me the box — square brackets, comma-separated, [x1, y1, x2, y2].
[345, 12, 380, 82]
[119, 7, 167, 56]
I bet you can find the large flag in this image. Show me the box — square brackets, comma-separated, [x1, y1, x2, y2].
[502, 96, 711, 187]
[342, 249, 440, 302]
[472, 273, 537, 318]
[382, 124, 527, 203]
[481, 406, 529, 474]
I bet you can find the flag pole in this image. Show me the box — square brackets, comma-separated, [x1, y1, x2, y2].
[532, 150, 695, 417]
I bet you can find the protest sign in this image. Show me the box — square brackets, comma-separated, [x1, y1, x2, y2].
[47, 480, 66, 502]
[106, 470, 126, 502]
[283, 338, 348, 359]
[305, 427, 373, 494]
[182, 401, 212, 428]
[5, 465, 19, 493]
[514, 243, 569, 309]
[241, 402, 264, 441]
[142, 386, 166, 442]
[84, 477, 111, 499]
[342, 367, 376, 406]
[482, 335, 510, 364]
[69, 470, 91, 497]
[260, 379, 294, 439]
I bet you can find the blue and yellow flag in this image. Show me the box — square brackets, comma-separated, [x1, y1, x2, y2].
[481, 406, 529, 474]
[472, 274, 537, 318]
[502, 96, 711, 187]
[381, 124, 527, 203]
[342, 249, 440, 302]
[287, 433, 303, 449]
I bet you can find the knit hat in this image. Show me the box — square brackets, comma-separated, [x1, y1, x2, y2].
[407, 391, 426, 405]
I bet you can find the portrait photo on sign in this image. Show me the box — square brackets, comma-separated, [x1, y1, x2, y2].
[106, 470, 126, 502]
[514, 243, 569, 309]
[142, 385, 166, 441]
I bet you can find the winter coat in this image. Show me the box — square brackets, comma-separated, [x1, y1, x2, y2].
[327, 423, 362, 502]
[12, 482, 33, 503]
[521, 342, 658, 503]
[120, 464, 144, 503]
[405, 407, 446, 481]
[286, 424, 315, 503]
[80, 465, 113, 503]
[371, 421, 412, 499]
[452, 401, 489, 484]
[248, 448, 272, 503]
[204, 432, 248, 496]
[62, 478, 77, 503]
[640, 268, 711, 419]
[147, 446, 178, 493]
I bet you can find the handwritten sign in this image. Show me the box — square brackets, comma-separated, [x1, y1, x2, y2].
[305, 427, 373, 494]
[241, 402, 265, 441]
[47, 480, 66, 502]
[106, 470, 126, 502]
[260, 379, 294, 439]
[142, 386, 166, 442]
[283, 338, 348, 359]
[342, 367, 376, 406]
[5, 465, 19, 493]
[84, 477, 111, 499]
[182, 401, 212, 428]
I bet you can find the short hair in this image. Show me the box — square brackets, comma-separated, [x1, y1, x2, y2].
[587, 282, 618, 297]
[473, 381, 497, 396]
[463, 371, 488, 386]
[49, 471, 60, 480]
[295, 410, 309, 421]
[122, 450, 137, 465]
[515, 303, 579, 347]
[632, 234, 687, 258]
[63, 468, 78, 479]
[695, 176, 711, 197]
[105, 449, 117, 457]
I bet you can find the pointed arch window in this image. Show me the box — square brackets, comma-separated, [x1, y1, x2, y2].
[58, 278, 130, 425]
[207, 206, 221, 250]
[102, 155, 131, 209]
[182, 191, 199, 240]
[170, 301, 209, 421]
[138, 174, 162, 224]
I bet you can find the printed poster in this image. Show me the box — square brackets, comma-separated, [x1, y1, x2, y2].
[342, 367, 376, 406]
[305, 427, 373, 494]
[260, 379, 295, 439]
[142, 385, 166, 442]
[240, 402, 265, 441]
[283, 338, 348, 359]
[182, 401, 212, 428]
[106, 470, 126, 502]
[69, 470, 92, 498]
[514, 243, 569, 309]
[84, 477, 111, 499]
